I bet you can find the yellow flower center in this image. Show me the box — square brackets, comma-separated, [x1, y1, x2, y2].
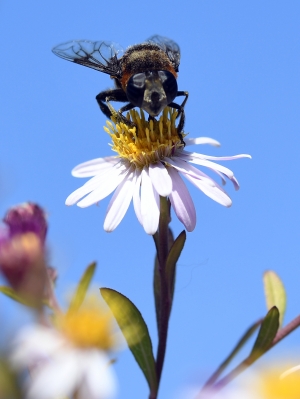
[104, 106, 186, 169]
[258, 367, 300, 399]
[57, 304, 115, 350]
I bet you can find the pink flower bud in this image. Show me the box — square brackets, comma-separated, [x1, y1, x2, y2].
[0, 203, 49, 306]
[3, 203, 47, 243]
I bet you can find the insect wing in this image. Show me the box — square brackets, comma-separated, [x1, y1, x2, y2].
[52, 40, 124, 77]
[146, 35, 181, 71]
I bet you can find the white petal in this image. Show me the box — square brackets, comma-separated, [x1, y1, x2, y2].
[178, 153, 235, 178]
[172, 155, 241, 192]
[149, 162, 172, 196]
[71, 168, 129, 208]
[103, 168, 136, 232]
[180, 150, 252, 162]
[175, 160, 232, 204]
[65, 164, 127, 206]
[132, 171, 143, 225]
[10, 326, 64, 370]
[184, 173, 232, 207]
[212, 171, 240, 190]
[79, 351, 116, 399]
[72, 156, 120, 177]
[81, 162, 127, 189]
[213, 170, 227, 186]
[184, 137, 221, 147]
[230, 175, 240, 190]
[26, 349, 81, 399]
[75, 175, 124, 208]
[141, 168, 160, 235]
[66, 164, 127, 206]
[165, 156, 216, 186]
[167, 167, 196, 232]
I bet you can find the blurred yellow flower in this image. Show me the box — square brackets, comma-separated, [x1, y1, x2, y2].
[57, 299, 116, 350]
[258, 365, 300, 399]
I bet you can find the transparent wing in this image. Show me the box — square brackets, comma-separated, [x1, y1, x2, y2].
[52, 40, 124, 77]
[146, 35, 181, 71]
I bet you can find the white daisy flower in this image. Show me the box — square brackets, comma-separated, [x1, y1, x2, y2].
[66, 107, 251, 234]
[9, 304, 117, 399]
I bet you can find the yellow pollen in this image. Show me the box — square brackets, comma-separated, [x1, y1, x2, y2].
[57, 302, 115, 350]
[103, 106, 186, 169]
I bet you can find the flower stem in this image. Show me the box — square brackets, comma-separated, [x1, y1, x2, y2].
[201, 318, 263, 391]
[154, 197, 172, 395]
[200, 314, 300, 395]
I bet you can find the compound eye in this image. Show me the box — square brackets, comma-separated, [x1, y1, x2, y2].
[126, 73, 146, 107]
[158, 71, 178, 104]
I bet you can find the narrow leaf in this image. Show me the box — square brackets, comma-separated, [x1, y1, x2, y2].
[263, 270, 286, 327]
[0, 286, 31, 306]
[0, 286, 53, 310]
[68, 262, 96, 314]
[152, 232, 159, 256]
[250, 306, 279, 361]
[100, 288, 157, 395]
[202, 318, 262, 389]
[165, 230, 186, 301]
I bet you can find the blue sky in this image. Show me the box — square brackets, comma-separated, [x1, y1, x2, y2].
[1, 1, 300, 398]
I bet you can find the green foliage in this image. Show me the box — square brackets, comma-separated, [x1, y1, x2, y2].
[202, 319, 262, 389]
[100, 288, 158, 396]
[67, 262, 96, 314]
[165, 230, 186, 301]
[0, 286, 30, 306]
[250, 306, 279, 361]
[263, 270, 286, 327]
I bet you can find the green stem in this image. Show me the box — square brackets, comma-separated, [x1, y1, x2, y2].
[201, 318, 263, 391]
[200, 314, 300, 395]
[154, 197, 171, 394]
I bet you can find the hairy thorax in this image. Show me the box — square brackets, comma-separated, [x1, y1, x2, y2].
[120, 43, 177, 89]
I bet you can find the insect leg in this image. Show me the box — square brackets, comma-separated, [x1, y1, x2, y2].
[96, 89, 137, 129]
[108, 102, 137, 129]
[168, 91, 189, 145]
[96, 88, 128, 119]
[176, 91, 189, 111]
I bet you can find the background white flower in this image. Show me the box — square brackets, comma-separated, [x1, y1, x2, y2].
[9, 324, 117, 399]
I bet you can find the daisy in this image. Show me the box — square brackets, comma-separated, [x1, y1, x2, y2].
[9, 302, 117, 399]
[66, 107, 251, 234]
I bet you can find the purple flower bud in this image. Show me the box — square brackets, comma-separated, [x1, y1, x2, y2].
[0, 233, 47, 304]
[3, 203, 47, 243]
[0, 203, 48, 306]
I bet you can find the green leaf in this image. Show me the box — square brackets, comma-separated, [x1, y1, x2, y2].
[0, 286, 54, 310]
[68, 262, 96, 314]
[152, 232, 159, 256]
[100, 288, 157, 395]
[0, 359, 23, 399]
[202, 318, 262, 389]
[250, 306, 279, 361]
[165, 230, 186, 301]
[263, 270, 286, 327]
[0, 286, 31, 306]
